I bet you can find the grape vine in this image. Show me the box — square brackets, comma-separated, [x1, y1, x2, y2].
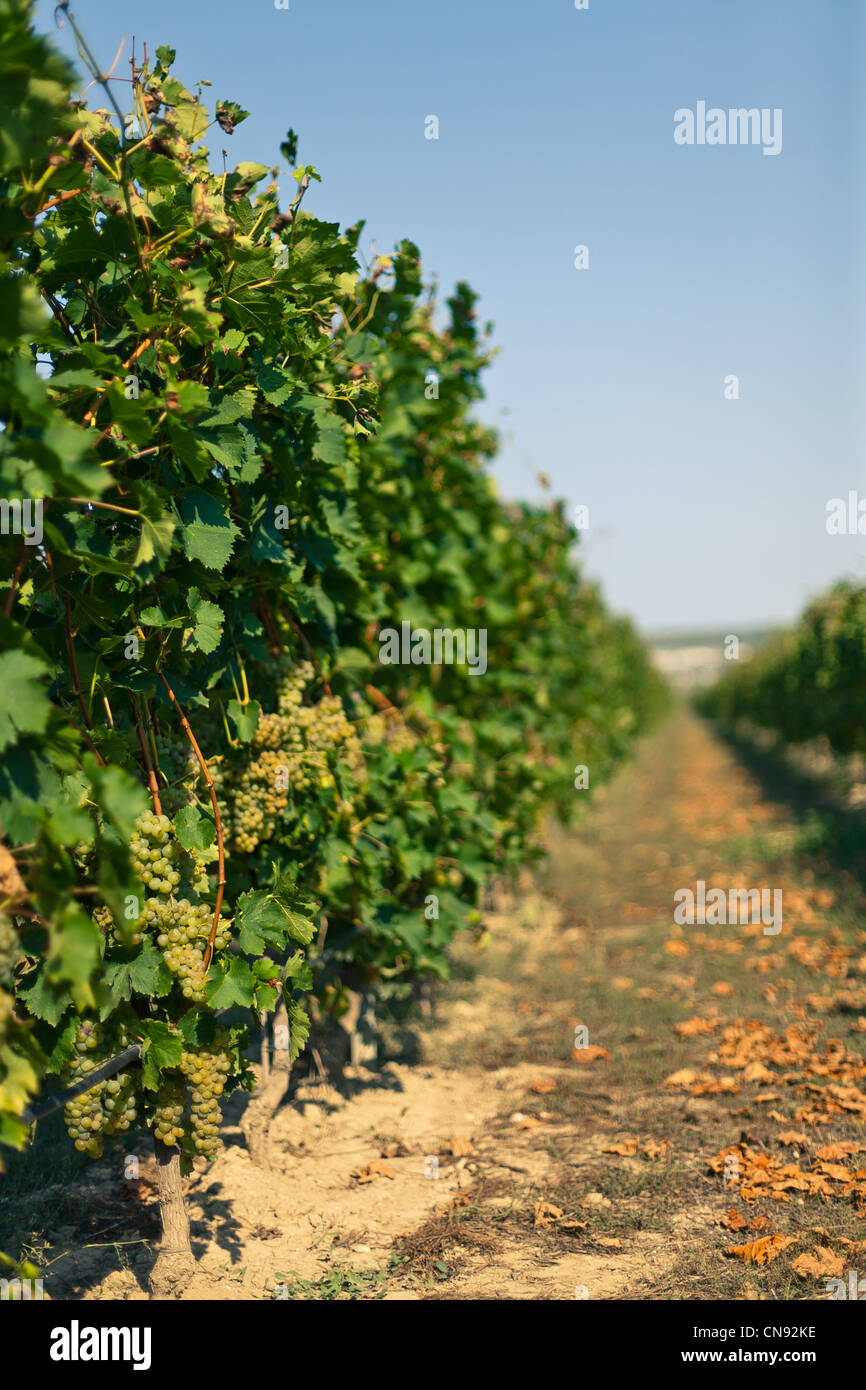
[0, 0, 667, 1292]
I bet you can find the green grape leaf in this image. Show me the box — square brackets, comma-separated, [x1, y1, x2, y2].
[0, 1044, 41, 1114]
[178, 1010, 216, 1047]
[181, 491, 241, 571]
[283, 998, 311, 1062]
[135, 508, 176, 568]
[101, 941, 172, 1009]
[237, 887, 316, 953]
[187, 587, 224, 653]
[140, 1020, 184, 1089]
[0, 651, 50, 751]
[15, 967, 72, 1026]
[173, 804, 216, 851]
[254, 980, 279, 1012]
[282, 951, 313, 991]
[205, 956, 256, 1009]
[226, 698, 261, 742]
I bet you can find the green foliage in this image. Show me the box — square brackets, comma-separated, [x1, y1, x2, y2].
[0, 0, 665, 1200]
[698, 580, 866, 755]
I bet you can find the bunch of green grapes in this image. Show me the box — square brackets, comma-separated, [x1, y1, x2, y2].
[146, 897, 230, 1001]
[62, 1019, 138, 1157]
[93, 812, 209, 953]
[151, 1037, 231, 1157]
[133, 810, 208, 896]
[223, 661, 363, 854]
[153, 733, 200, 814]
[93, 901, 144, 948]
[181, 1037, 231, 1156]
[130, 811, 183, 893]
[152, 1077, 186, 1147]
[231, 749, 291, 853]
[127, 811, 225, 996]
[61, 804, 236, 1160]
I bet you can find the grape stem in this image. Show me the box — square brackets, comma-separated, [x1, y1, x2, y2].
[257, 592, 282, 656]
[132, 694, 163, 815]
[364, 683, 401, 721]
[64, 594, 94, 732]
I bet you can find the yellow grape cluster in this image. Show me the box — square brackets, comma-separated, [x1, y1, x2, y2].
[152, 1038, 231, 1157]
[93, 900, 142, 947]
[363, 711, 419, 755]
[224, 661, 363, 853]
[153, 1076, 186, 1147]
[149, 897, 214, 1001]
[127, 812, 226, 999]
[231, 748, 290, 852]
[181, 1039, 231, 1156]
[62, 1020, 138, 1157]
[130, 812, 183, 893]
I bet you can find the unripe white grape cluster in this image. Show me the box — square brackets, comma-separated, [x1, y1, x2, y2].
[226, 662, 362, 853]
[128, 812, 226, 999]
[232, 749, 290, 853]
[62, 811, 234, 1160]
[131, 812, 183, 893]
[364, 710, 422, 756]
[93, 901, 144, 948]
[152, 1036, 231, 1157]
[62, 1019, 138, 1157]
[149, 897, 230, 1001]
[181, 1037, 231, 1156]
[153, 1076, 186, 1147]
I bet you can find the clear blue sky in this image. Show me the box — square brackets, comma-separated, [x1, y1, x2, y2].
[36, 0, 866, 634]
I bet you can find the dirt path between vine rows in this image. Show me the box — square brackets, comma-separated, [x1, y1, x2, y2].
[43, 706, 866, 1300]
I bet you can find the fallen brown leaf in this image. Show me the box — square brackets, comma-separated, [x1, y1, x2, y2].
[350, 1160, 395, 1184]
[572, 1046, 611, 1063]
[442, 1137, 475, 1157]
[718, 1209, 749, 1231]
[723, 1234, 796, 1265]
[815, 1142, 866, 1161]
[673, 1016, 719, 1039]
[791, 1247, 844, 1279]
[814, 1162, 853, 1182]
[530, 1077, 557, 1095]
[533, 1201, 564, 1228]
